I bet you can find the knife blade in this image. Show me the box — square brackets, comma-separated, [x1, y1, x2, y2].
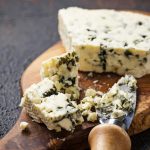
[88, 75, 137, 150]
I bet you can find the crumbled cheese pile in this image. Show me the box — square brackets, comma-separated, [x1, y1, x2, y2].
[96, 75, 137, 119]
[79, 88, 103, 122]
[79, 75, 137, 122]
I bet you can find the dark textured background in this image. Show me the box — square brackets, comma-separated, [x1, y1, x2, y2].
[0, 0, 150, 149]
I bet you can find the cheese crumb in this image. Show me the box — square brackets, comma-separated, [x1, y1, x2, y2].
[87, 112, 97, 122]
[93, 80, 99, 84]
[85, 88, 97, 97]
[20, 121, 29, 131]
[19, 98, 25, 107]
[88, 72, 93, 77]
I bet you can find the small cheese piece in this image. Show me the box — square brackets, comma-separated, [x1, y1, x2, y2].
[40, 51, 79, 99]
[87, 112, 97, 122]
[79, 88, 103, 122]
[21, 78, 83, 132]
[57, 118, 73, 131]
[97, 75, 137, 119]
[21, 78, 57, 123]
[85, 88, 97, 97]
[58, 7, 150, 78]
[20, 121, 29, 131]
[33, 93, 83, 132]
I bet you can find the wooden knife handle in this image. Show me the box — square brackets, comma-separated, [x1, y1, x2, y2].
[88, 124, 131, 150]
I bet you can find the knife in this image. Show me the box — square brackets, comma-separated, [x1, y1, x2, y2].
[88, 75, 137, 150]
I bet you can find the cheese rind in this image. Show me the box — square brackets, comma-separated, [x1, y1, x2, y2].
[40, 51, 79, 99]
[21, 78, 84, 132]
[58, 7, 150, 78]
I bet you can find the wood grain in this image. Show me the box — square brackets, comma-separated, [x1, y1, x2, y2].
[0, 42, 150, 150]
[88, 124, 131, 150]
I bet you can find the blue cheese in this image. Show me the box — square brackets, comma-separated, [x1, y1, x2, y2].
[20, 78, 57, 123]
[33, 93, 84, 132]
[79, 75, 137, 121]
[20, 121, 29, 131]
[96, 75, 137, 119]
[40, 51, 79, 99]
[58, 7, 150, 78]
[21, 78, 83, 132]
[79, 88, 103, 122]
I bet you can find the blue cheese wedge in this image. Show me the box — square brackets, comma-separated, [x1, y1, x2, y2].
[21, 78, 84, 132]
[97, 75, 137, 119]
[58, 7, 150, 78]
[79, 88, 103, 122]
[40, 51, 79, 99]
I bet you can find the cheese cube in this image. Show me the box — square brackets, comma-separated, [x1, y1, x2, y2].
[58, 7, 150, 78]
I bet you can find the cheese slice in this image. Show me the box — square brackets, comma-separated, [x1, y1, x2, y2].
[21, 78, 84, 132]
[40, 51, 79, 99]
[58, 7, 150, 78]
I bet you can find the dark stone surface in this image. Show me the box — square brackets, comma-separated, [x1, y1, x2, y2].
[0, 0, 149, 149]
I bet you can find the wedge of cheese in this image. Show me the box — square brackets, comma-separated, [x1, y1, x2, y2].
[40, 51, 79, 99]
[21, 78, 84, 132]
[58, 7, 150, 78]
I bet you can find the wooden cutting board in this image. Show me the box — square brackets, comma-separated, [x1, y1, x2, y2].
[0, 42, 150, 150]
